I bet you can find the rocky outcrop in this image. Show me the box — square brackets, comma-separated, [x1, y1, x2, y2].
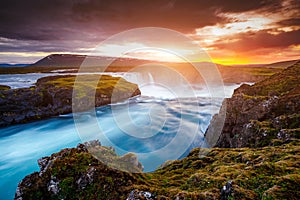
[206, 61, 300, 148]
[16, 139, 300, 199]
[15, 140, 144, 200]
[0, 75, 141, 127]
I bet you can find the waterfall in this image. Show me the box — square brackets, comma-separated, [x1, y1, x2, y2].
[148, 72, 154, 83]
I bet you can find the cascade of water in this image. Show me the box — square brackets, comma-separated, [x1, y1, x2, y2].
[148, 72, 154, 83]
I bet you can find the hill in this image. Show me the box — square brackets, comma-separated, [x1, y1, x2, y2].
[1, 54, 297, 84]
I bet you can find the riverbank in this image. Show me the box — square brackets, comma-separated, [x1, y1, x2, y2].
[0, 74, 140, 127]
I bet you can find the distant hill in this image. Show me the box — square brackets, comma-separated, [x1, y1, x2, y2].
[30, 54, 152, 68]
[1, 54, 299, 84]
[230, 59, 299, 68]
[263, 59, 299, 68]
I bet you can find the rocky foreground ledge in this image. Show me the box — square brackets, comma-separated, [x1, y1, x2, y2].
[0, 75, 141, 127]
[15, 139, 300, 199]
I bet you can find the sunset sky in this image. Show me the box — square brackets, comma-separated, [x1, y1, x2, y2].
[0, 0, 299, 65]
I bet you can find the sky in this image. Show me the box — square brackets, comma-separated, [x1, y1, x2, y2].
[0, 0, 299, 65]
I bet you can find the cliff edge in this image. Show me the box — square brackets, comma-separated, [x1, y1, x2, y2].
[206, 61, 300, 148]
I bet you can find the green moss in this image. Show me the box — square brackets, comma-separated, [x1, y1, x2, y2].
[59, 177, 75, 199]
[242, 62, 300, 97]
[0, 85, 11, 91]
[39, 75, 139, 100]
[21, 139, 299, 199]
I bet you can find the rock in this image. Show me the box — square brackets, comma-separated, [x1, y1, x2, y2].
[47, 176, 60, 195]
[15, 138, 300, 200]
[220, 181, 233, 200]
[14, 172, 40, 200]
[15, 186, 23, 200]
[127, 189, 156, 200]
[158, 160, 175, 169]
[0, 75, 141, 127]
[76, 143, 88, 152]
[37, 156, 54, 176]
[119, 153, 144, 172]
[84, 140, 101, 148]
[206, 61, 300, 148]
[76, 167, 96, 189]
[174, 191, 190, 200]
[15, 140, 142, 199]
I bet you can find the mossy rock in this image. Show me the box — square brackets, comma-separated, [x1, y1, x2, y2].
[0, 84, 11, 91]
[16, 139, 300, 199]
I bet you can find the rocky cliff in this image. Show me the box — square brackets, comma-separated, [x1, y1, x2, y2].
[0, 75, 140, 127]
[206, 61, 300, 148]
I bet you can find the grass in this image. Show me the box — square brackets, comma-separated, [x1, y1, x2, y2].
[39, 74, 139, 98]
[241, 62, 300, 97]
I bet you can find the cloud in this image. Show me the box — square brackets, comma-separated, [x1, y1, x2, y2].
[0, 0, 299, 63]
[277, 18, 300, 26]
[213, 29, 300, 52]
[0, 0, 283, 41]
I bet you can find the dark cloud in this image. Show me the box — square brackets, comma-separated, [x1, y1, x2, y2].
[0, 0, 299, 63]
[213, 29, 300, 52]
[0, 0, 285, 42]
[277, 18, 300, 26]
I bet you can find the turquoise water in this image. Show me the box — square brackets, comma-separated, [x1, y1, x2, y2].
[0, 96, 222, 199]
[0, 72, 243, 199]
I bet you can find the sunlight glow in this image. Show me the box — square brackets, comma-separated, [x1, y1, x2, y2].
[94, 42, 201, 62]
[195, 12, 276, 38]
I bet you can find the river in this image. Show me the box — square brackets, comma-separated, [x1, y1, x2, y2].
[0, 72, 242, 199]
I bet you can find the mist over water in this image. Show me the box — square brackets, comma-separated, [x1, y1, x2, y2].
[0, 72, 242, 199]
